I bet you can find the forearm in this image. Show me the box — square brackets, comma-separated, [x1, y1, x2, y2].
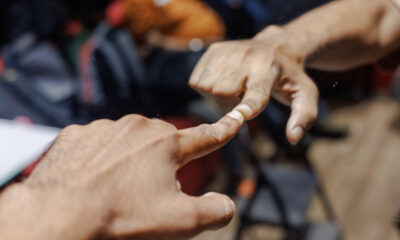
[256, 0, 400, 71]
[0, 183, 106, 240]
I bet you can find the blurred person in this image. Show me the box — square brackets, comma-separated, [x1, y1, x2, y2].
[190, 0, 400, 145]
[0, 111, 244, 240]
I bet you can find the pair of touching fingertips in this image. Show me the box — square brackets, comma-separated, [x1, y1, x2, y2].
[177, 110, 244, 167]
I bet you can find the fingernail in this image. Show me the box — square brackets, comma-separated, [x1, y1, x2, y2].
[224, 197, 235, 215]
[234, 104, 252, 117]
[292, 127, 304, 143]
[227, 110, 244, 122]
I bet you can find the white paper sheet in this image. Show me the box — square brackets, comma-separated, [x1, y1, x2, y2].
[0, 119, 60, 186]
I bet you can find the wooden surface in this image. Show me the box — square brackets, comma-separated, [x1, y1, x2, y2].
[193, 96, 400, 240]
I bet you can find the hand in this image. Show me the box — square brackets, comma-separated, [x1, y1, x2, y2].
[8, 112, 244, 240]
[189, 26, 319, 144]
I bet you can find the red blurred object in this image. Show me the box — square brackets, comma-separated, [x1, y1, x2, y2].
[18, 148, 49, 179]
[372, 49, 400, 91]
[237, 178, 256, 198]
[107, 0, 126, 27]
[372, 64, 396, 91]
[13, 116, 34, 124]
[20, 159, 41, 177]
[65, 20, 83, 37]
[166, 117, 222, 196]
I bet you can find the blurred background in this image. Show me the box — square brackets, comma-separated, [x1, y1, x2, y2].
[0, 0, 399, 239]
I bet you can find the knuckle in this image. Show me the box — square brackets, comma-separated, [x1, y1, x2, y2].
[88, 119, 113, 127]
[264, 25, 284, 36]
[60, 124, 81, 136]
[242, 98, 259, 110]
[164, 132, 180, 144]
[209, 42, 222, 50]
[217, 120, 235, 136]
[248, 83, 267, 95]
[196, 82, 213, 92]
[188, 77, 197, 86]
[200, 124, 223, 142]
[119, 114, 148, 125]
[212, 85, 234, 97]
[242, 45, 254, 56]
[151, 118, 177, 131]
[171, 131, 181, 141]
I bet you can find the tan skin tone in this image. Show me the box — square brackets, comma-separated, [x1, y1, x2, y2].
[189, 0, 400, 145]
[0, 112, 244, 240]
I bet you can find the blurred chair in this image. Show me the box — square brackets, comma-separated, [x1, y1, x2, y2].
[188, 99, 343, 240]
[234, 124, 342, 240]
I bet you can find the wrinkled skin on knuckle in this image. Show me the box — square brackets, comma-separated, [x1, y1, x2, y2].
[87, 119, 113, 129]
[217, 119, 235, 136]
[58, 124, 82, 140]
[188, 77, 198, 87]
[197, 124, 223, 144]
[150, 119, 178, 132]
[256, 25, 284, 39]
[143, 132, 180, 164]
[212, 73, 247, 97]
[118, 114, 149, 129]
[208, 42, 222, 51]
[212, 84, 236, 98]
[241, 97, 259, 111]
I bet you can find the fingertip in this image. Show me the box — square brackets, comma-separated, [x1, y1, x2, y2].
[226, 110, 244, 123]
[287, 126, 304, 145]
[223, 197, 236, 220]
[199, 192, 235, 226]
[234, 104, 253, 119]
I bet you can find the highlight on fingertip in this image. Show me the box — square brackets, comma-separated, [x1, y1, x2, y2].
[176, 180, 182, 190]
[223, 197, 235, 215]
[226, 110, 244, 123]
[289, 126, 304, 145]
[234, 104, 252, 118]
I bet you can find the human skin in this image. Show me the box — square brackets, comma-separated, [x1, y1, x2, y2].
[189, 0, 400, 145]
[0, 111, 244, 240]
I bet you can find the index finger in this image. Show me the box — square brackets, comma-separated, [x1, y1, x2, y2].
[177, 110, 244, 168]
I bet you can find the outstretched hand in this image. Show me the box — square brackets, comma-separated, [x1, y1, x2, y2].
[0, 111, 244, 240]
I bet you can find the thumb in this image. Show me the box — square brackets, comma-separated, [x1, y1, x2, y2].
[286, 73, 319, 145]
[183, 192, 235, 232]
